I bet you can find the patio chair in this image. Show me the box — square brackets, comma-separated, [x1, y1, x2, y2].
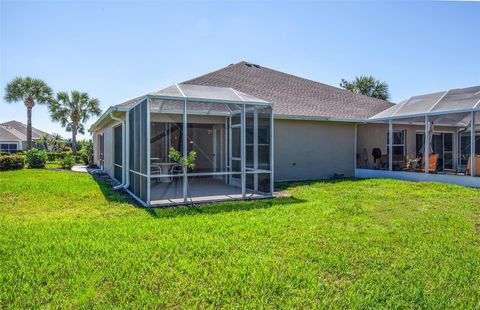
[465, 155, 480, 177]
[421, 154, 439, 173]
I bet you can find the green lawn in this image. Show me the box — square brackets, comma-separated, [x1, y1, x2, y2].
[1, 169, 479, 308]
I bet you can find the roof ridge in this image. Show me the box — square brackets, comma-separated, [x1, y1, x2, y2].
[250, 64, 393, 104]
[184, 61, 392, 105]
[181, 61, 248, 85]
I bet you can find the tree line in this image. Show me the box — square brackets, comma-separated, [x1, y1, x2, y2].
[4, 77, 101, 155]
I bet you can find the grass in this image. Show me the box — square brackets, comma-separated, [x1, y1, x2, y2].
[45, 161, 61, 169]
[1, 169, 479, 308]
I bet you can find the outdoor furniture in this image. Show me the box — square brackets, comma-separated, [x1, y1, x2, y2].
[151, 161, 178, 183]
[465, 155, 480, 177]
[421, 154, 439, 173]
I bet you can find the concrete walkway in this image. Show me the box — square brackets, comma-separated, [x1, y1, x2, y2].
[71, 165, 88, 173]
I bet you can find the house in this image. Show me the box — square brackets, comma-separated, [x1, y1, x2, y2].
[0, 120, 50, 153]
[90, 61, 479, 206]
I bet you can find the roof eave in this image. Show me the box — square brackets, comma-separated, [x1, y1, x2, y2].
[89, 106, 130, 132]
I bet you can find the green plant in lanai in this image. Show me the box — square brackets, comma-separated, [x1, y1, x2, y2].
[168, 147, 197, 171]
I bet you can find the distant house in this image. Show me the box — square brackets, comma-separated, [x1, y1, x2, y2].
[0, 120, 50, 152]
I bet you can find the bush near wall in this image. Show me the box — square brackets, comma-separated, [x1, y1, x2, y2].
[25, 149, 48, 169]
[60, 154, 76, 170]
[0, 155, 25, 171]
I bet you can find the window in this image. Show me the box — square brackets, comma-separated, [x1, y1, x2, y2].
[416, 132, 454, 171]
[387, 130, 406, 159]
[0, 143, 18, 153]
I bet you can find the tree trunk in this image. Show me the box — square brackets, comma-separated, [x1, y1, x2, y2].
[26, 106, 33, 150]
[72, 124, 78, 156]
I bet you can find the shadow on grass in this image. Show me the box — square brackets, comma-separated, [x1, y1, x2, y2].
[143, 196, 305, 219]
[88, 171, 305, 219]
[275, 177, 366, 191]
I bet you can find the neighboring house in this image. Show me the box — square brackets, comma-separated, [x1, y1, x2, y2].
[90, 61, 479, 206]
[0, 120, 50, 153]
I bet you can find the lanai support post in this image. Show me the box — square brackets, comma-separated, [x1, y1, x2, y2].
[425, 115, 430, 175]
[241, 104, 246, 197]
[183, 98, 188, 204]
[388, 120, 393, 171]
[471, 111, 476, 177]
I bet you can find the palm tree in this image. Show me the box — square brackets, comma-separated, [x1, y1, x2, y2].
[49, 133, 64, 151]
[4, 77, 53, 149]
[49, 91, 101, 155]
[38, 134, 50, 150]
[340, 76, 390, 101]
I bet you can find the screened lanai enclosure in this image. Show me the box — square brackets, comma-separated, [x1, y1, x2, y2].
[125, 84, 273, 206]
[356, 86, 480, 188]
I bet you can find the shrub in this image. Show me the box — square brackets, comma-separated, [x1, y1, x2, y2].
[0, 155, 25, 171]
[78, 140, 94, 166]
[25, 149, 48, 168]
[60, 154, 76, 170]
[0, 151, 9, 156]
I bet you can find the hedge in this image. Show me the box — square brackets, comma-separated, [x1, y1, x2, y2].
[0, 155, 25, 171]
[25, 149, 48, 168]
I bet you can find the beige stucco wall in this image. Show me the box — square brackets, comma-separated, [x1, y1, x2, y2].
[356, 123, 457, 168]
[92, 115, 357, 182]
[274, 119, 356, 181]
[92, 118, 123, 177]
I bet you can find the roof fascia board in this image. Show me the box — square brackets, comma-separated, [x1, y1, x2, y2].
[89, 106, 129, 132]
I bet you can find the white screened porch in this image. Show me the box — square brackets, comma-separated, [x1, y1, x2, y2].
[356, 86, 480, 188]
[113, 84, 274, 206]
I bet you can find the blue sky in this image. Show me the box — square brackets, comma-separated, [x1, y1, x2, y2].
[1, 1, 479, 139]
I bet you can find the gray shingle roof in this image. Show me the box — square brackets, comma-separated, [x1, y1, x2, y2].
[183, 61, 393, 119]
[0, 120, 50, 141]
[116, 61, 393, 119]
[0, 125, 21, 141]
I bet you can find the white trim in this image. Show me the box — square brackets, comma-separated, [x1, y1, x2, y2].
[473, 98, 480, 109]
[129, 169, 148, 178]
[230, 88, 245, 101]
[241, 104, 246, 197]
[471, 111, 475, 177]
[425, 116, 430, 175]
[125, 111, 130, 188]
[370, 107, 480, 122]
[0, 142, 19, 152]
[391, 97, 411, 117]
[150, 94, 270, 107]
[270, 107, 275, 194]
[124, 188, 148, 207]
[355, 169, 480, 188]
[388, 120, 393, 171]
[147, 97, 151, 205]
[175, 83, 187, 98]
[182, 98, 188, 203]
[427, 90, 449, 113]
